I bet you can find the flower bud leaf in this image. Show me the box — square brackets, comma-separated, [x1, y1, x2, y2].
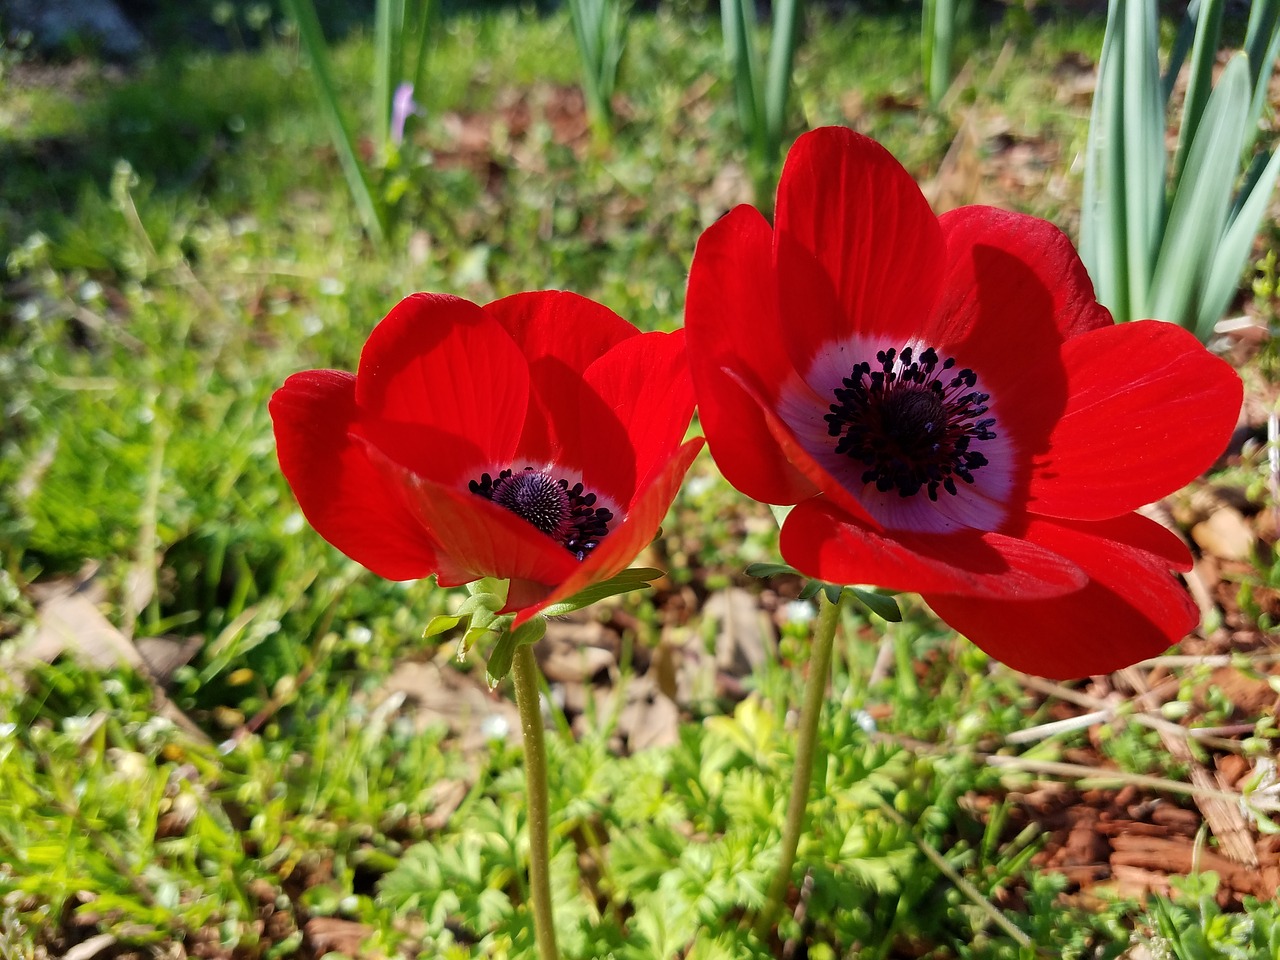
[423, 614, 462, 639]
[458, 592, 505, 618]
[486, 630, 518, 685]
[510, 616, 547, 647]
[464, 624, 499, 658]
[744, 561, 801, 579]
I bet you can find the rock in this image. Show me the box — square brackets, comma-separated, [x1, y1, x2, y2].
[1, 0, 144, 61]
[1190, 505, 1256, 562]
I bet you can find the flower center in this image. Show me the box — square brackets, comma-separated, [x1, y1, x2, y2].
[469, 467, 614, 561]
[823, 345, 996, 501]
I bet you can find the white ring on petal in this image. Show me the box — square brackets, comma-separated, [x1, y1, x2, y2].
[777, 334, 1015, 535]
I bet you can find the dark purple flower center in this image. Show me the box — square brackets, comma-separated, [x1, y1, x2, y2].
[469, 467, 613, 561]
[823, 345, 996, 501]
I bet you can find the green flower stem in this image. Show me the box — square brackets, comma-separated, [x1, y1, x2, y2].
[512, 642, 560, 960]
[757, 588, 840, 938]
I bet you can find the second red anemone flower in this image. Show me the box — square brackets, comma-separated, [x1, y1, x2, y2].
[685, 126, 1242, 679]
[271, 290, 702, 624]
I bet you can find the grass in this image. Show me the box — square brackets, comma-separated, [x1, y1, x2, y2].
[1, 2, 1277, 957]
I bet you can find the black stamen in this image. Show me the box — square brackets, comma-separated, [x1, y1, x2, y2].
[825, 343, 997, 499]
[470, 467, 613, 560]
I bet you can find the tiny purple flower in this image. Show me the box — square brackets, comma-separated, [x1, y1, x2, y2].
[391, 82, 422, 147]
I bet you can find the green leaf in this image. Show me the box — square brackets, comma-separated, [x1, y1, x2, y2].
[539, 567, 664, 616]
[846, 587, 902, 623]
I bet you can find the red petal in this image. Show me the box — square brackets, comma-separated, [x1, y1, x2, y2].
[925, 515, 1198, 679]
[484, 290, 637, 373]
[574, 329, 695, 505]
[269, 370, 469, 583]
[363, 441, 582, 587]
[927, 207, 1117, 475]
[685, 204, 818, 505]
[354, 293, 529, 480]
[511, 438, 704, 625]
[933, 206, 1113, 347]
[485, 291, 638, 466]
[780, 498, 1087, 599]
[1026, 320, 1242, 520]
[773, 127, 944, 369]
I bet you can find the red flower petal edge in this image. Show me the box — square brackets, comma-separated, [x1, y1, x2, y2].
[271, 291, 700, 623]
[684, 126, 1243, 679]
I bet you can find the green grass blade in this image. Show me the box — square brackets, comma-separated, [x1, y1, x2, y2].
[281, 0, 387, 243]
[721, 0, 763, 149]
[1161, 0, 1201, 104]
[568, 0, 602, 122]
[410, 0, 435, 97]
[1200, 145, 1280, 340]
[763, 0, 801, 160]
[1171, 0, 1223, 190]
[1150, 54, 1249, 331]
[1245, 0, 1280, 144]
[1120, 0, 1165, 319]
[1245, 0, 1280, 93]
[374, 0, 394, 147]
[924, 0, 955, 106]
[1081, 0, 1130, 321]
[570, 0, 628, 134]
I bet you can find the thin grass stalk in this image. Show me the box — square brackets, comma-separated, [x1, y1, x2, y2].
[756, 589, 840, 939]
[282, 0, 387, 243]
[512, 643, 559, 960]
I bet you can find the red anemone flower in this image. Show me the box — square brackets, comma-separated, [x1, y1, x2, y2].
[685, 127, 1242, 679]
[271, 291, 702, 624]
